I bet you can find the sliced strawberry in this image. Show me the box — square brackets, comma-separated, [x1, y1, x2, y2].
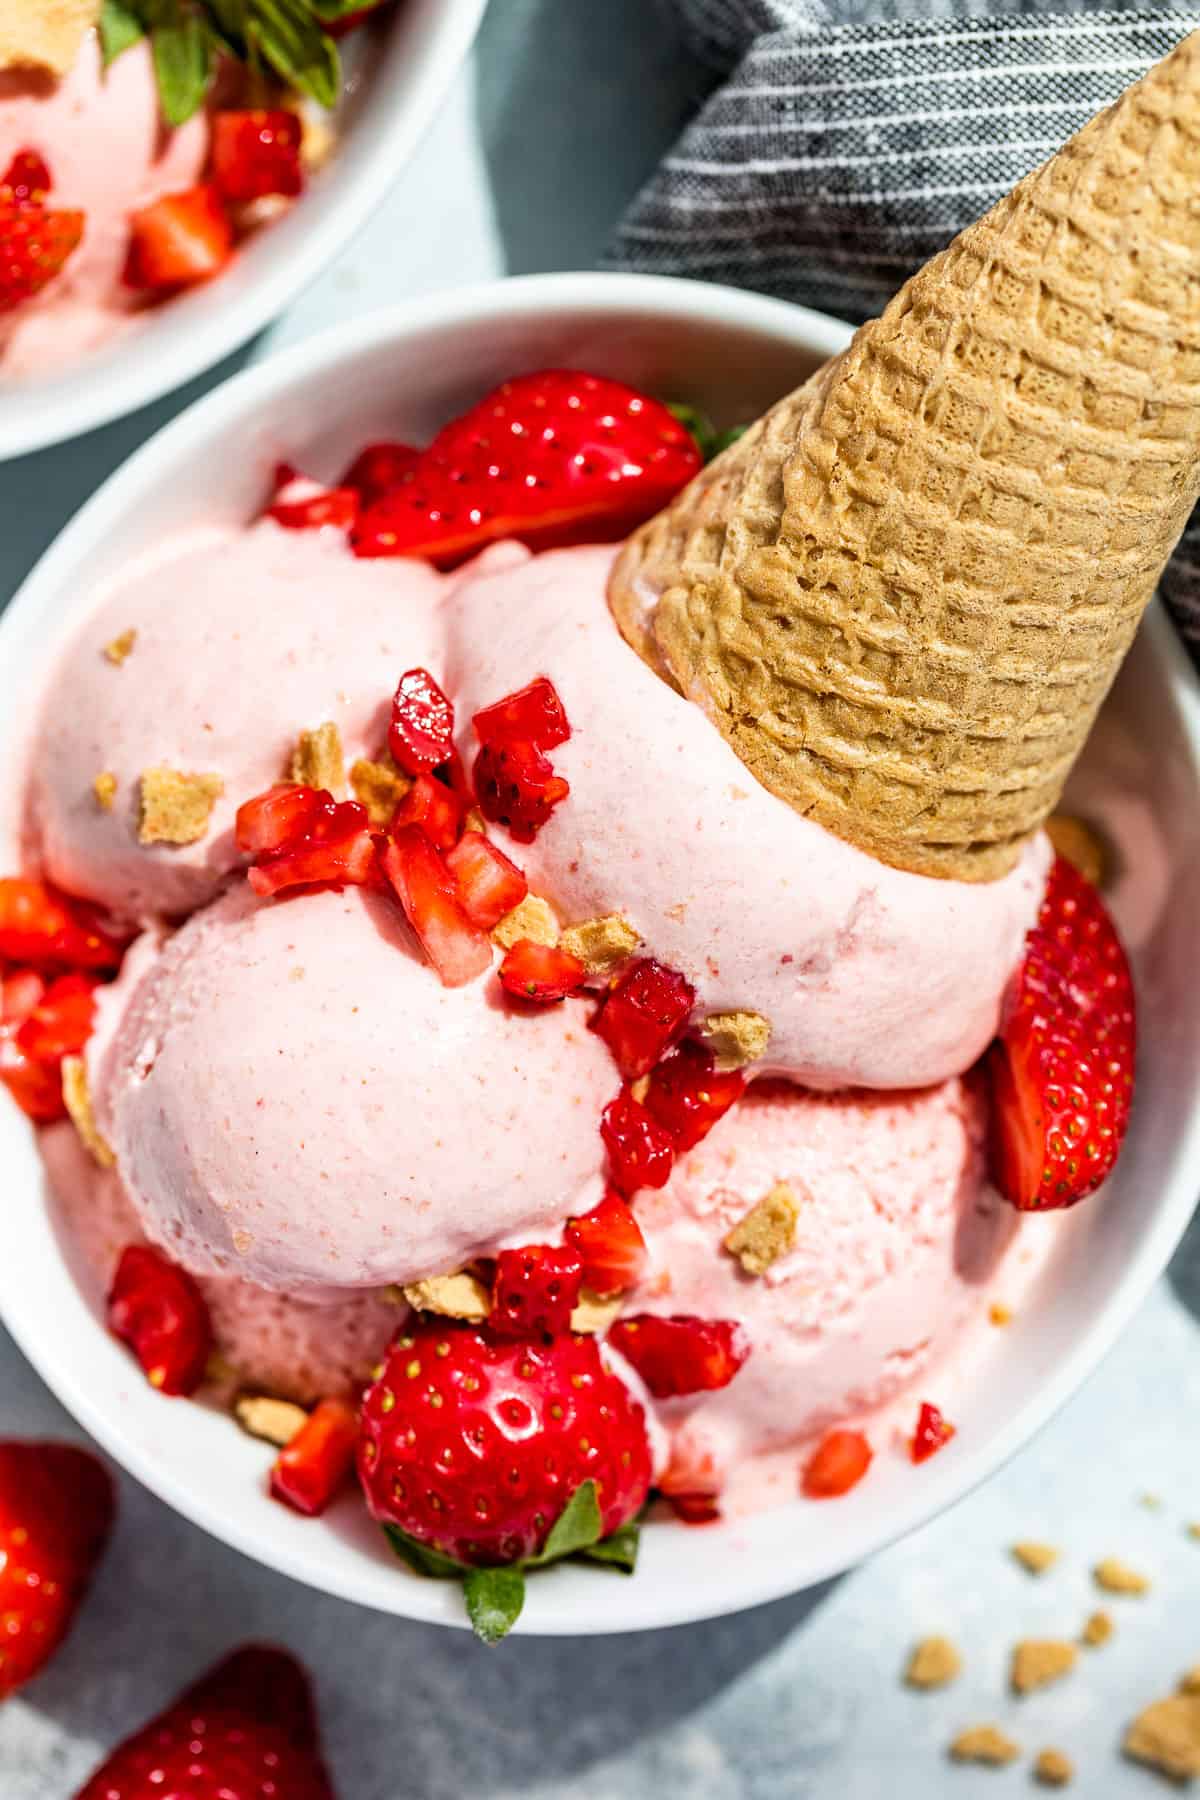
[473, 677, 570, 754]
[388, 667, 456, 776]
[212, 108, 304, 203]
[107, 1245, 213, 1397]
[0, 1441, 114, 1699]
[989, 855, 1135, 1210]
[607, 1315, 749, 1398]
[124, 184, 233, 291]
[380, 825, 491, 987]
[270, 1397, 358, 1517]
[600, 1086, 675, 1193]
[473, 739, 569, 844]
[393, 771, 464, 853]
[235, 782, 323, 856]
[0, 198, 83, 312]
[0, 1038, 66, 1122]
[643, 1039, 744, 1150]
[15, 972, 97, 1063]
[1, 150, 51, 203]
[911, 1401, 955, 1464]
[444, 830, 527, 930]
[565, 1189, 647, 1295]
[592, 958, 695, 1080]
[498, 940, 584, 1004]
[0, 879, 124, 972]
[1, 968, 45, 1025]
[247, 800, 374, 897]
[341, 440, 421, 504]
[268, 481, 359, 532]
[801, 1429, 873, 1499]
[490, 1244, 583, 1339]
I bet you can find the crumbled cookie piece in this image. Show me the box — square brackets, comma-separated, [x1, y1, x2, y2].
[989, 1302, 1013, 1326]
[290, 722, 345, 796]
[103, 627, 137, 666]
[234, 1395, 308, 1447]
[1188, 1522, 1200, 1543]
[559, 913, 639, 976]
[1124, 1695, 1200, 1781]
[138, 767, 224, 846]
[1046, 814, 1109, 889]
[723, 1183, 798, 1276]
[1081, 1610, 1113, 1648]
[92, 771, 118, 813]
[1033, 1748, 1074, 1788]
[1180, 1668, 1200, 1697]
[61, 1057, 114, 1169]
[1094, 1557, 1149, 1595]
[698, 1009, 772, 1070]
[948, 1725, 1020, 1767]
[493, 894, 559, 950]
[905, 1636, 962, 1690]
[1012, 1541, 1060, 1576]
[350, 753, 411, 826]
[1012, 1640, 1077, 1696]
[570, 1289, 623, 1334]
[0, 0, 98, 75]
[402, 1271, 491, 1322]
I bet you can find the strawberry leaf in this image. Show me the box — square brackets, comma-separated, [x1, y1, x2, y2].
[527, 1479, 603, 1566]
[244, 0, 340, 108]
[381, 1525, 469, 1580]
[99, 0, 145, 63]
[463, 1566, 525, 1645]
[579, 1518, 641, 1574]
[151, 6, 217, 125]
[98, 0, 343, 112]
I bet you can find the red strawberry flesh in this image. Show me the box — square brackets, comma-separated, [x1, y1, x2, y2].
[498, 939, 585, 1003]
[107, 1245, 213, 1396]
[124, 184, 232, 291]
[565, 1190, 647, 1295]
[592, 957, 695, 1080]
[802, 1429, 873, 1499]
[911, 1401, 956, 1464]
[380, 825, 491, 986]
[473, 676, 570, 753]
[393, 771, 464, 852]
[607, 1315, 748, 1398]
[490, 1244, 583, 1339]
[0, 1441, 114, 1699]
[270, 1398, 359, 1517]
[444, 830, 527, 930]
[600, 1085, 675, 1193]
[473, 738, 569, 843]
[643, 1038, 744, 1150]
[212, 108, 304, 203]
[0, 197, 83, 312]
[389, 666, 456, 776]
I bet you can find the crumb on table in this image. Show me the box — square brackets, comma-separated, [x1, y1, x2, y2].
[904, 1636, 962, 1690]
[1093, 1557, 1149, 1595]
[948, 1725, 1020, 1767]
[1033, 1747, 1074, 1788]
[1081, 1611, 1113, 1648]
[1012, 1541, 1059, 1576]
[1012, 1640, 1077, 1696]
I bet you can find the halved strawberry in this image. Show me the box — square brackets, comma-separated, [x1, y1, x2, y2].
[270, 1398, 358, 1517]
[565, 1190, 647, 1295]
[235, 783, 323, 856]
[444, 831, 527, 930]
[211, 109, 304, 203]
[1, 150, 51, 203]
[247, 799, 374, 897]
[0, 197, 83, 312]
[989, 855, 1135, 1210]
[592, 958, 695, 1080]
[393, 771, 464, 853]
[911, 1401, 955, 1464]
[341, 440, 420, 504]
[490, 1244, 583, 1339]
[607, 1315, 749, 1398]
[388, 667, 456, 776]
[124, 184, 233, 291]
[600, 1086, 675, 1193]
[380, 824, 491, 987]
[107, 1245, 213, 1397]
[643, 1038, 744, 1150]
[268, 478, 359, 532]
[0, 879, 124, 971]
[801, 1429, 873, 1499]
[473, 677, 570, 754]
[498, 940, 584, 1004]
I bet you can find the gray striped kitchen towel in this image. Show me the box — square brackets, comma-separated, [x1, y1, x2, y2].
[608, 4, 1200, 660]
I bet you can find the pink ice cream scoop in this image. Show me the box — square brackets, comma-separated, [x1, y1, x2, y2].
[444, 543, 1050, 1090]
[91, 882, 615, 1294]
[27, 521, 447, 920]
[625, 1076, 1017, 1493]
[0, 34, 209, 377]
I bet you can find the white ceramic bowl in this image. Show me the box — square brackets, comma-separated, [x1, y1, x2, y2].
[2, 273, 1199, 1635]
[0, 0, 485, 461]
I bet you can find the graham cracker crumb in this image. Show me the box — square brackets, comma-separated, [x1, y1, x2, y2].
[350, 753, 410, 826]
[948, 1725, 1020, 1767]
[92, 772, 118, 813]
[0, 0, 99, 73]
[1180, 1669, 1200, 1697]
[570, 1288, 624, 1334]
[61, 1057, 114, 1169]
[1033, 1748, 1074, 1788]
[1013, 1541, 1060, 1576]
[1141, 1492, 1163, 1510]
[1046, 814, 1109, 889]
[493, 894, 559, 951]
[1012, 1640, 1077, 1696]
[138, 767, 223, 846]
[989, 1302, 1014, 1326]
[1125, 1695, 1200, 1781]
[905, 1636, 962, 1690]
[630, 1075, 651, 1104]
[698, 1009, 772, 1070]
[290, 722, 345, 796]
[103, 628, 137, 666]
[723, 1183, 798, 1276]
[1094, 1556, 1149, 1595]
[559, 913, 639, 976]
[1081, 1610, 1113, 1648]
[234, 1395, 308, 1447]
[402, 1271, 491, 1323]
[1187, 1522, 1200, 1543]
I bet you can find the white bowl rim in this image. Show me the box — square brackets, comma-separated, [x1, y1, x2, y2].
[3, 270, 1200, 1634]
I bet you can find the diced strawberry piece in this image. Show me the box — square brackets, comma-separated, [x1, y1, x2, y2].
[473, 677, 570, 754]
[592, 958, 695, 1080]
[2, 150, 51, 203]
[600, 1086, 675, 1193]
[1, 968, 46, 1025]
[268, 483, 359, 532]
[0, 198, 83, 312]
[393, 771, 464, 853]
[388, 667, 456, 776]
[269, 1397, 358, 1517]
[473, 739, 569, 844]
[124, 184, 233, 291]
[665, 1494, 723, 1526]
[247, 799, 374, 897]
[380, 825, 492, 988]
[607, 1315, 749, 1398]
[444, 830, 527, 930]
[211, 109, 304, 203]
[15, 972, 97, 1063]
[490, 1244, 584, 1339]
[911, 1401, 956, 1464]
[341, 440, 421, 505]
[643, 1038, 744, 1150]
[498, 940, 584, 1004]
[107, 1245, 212, 1397]
[801, 1429, 873, 1499]
[235, 783, 323, 856]
[565, 1189, 647, 1295]
[0, 879, 124, 971]
[0, 1039, 66, 1122]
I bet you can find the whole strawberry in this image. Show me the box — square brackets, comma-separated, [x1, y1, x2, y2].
[360, 1321, 652, 1640]
[0, 1441, 115, 1698]
[990, 854, 1135, 1209]
[74, 1644, 336, 1800]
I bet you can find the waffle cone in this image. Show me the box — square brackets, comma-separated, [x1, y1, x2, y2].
[611, 31, 1200, 881]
